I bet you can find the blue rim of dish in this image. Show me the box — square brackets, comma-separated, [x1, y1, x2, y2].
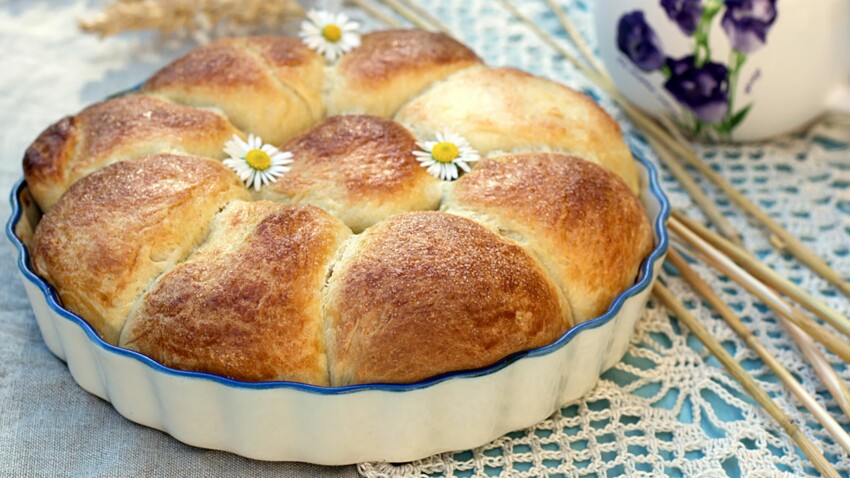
[6, 145, 670, 395]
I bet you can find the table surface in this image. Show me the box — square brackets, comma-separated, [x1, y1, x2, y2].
[3, 1, 850, 477]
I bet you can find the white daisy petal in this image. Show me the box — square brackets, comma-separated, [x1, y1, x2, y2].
[440, 164, 452, 181]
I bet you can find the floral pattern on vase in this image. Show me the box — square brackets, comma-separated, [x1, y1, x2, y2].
[617, 0, 778, 141]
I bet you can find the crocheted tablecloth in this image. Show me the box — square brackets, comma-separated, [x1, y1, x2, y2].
[356, 1, 850, 476]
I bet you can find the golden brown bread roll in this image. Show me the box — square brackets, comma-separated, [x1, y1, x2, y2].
[395, 66, 640, 193]
[120, 201, 352, 384]
[443, 153, 653, 322]
[23, 94, 241, 211]
[24, 31, 655, 386]
[144, 37, 324, 145]
[324, 212, 572, 386]
[259, 114, 442, 232]
[30, 154, 249, 344]
[326, 29, 482, 117]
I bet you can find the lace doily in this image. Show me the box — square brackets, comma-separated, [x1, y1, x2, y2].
[350, 1, 850, 476]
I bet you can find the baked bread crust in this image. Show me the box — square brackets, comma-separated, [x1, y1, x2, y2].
[396, 66, 640, 192]
[121, 201, 352, 384]
[444, 152, 653, 322]
[327, 30, 482, 117]
[23, 94, 240, 211]
[24, 29, 653, 385]
[260, 114, 442, 232]
[30, 154, 249, 344]
[325, 212, 571, 386]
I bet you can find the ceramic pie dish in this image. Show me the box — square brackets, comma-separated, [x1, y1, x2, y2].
[6, 138, 668, 464]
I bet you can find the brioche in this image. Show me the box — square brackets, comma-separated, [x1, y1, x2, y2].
[23, 94, 241, 211]
[324, 212, 571, 386]
[443, 153, 653, 322]
[30, 154, 249, 344]
[259, 114, 442, 232]
[121, 201, 352, 384]
[144, 37, 324, 145]
[24, 29, 654, 385]
[395, 66, 640, 192]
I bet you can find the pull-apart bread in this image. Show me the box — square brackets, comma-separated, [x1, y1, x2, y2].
[24, 29, 652, 385]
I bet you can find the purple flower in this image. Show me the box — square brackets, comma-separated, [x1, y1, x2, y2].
[661, 0, 703, 36]
[722, 0, 778, 53]
[664, 56, 729, 124]
[617, 11, 665, 72]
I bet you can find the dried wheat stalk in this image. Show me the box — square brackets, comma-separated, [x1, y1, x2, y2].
[79, 0, 304, 40]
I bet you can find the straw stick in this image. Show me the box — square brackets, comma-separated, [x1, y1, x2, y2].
[347, 0, 402, 28]
[670, 219, 850, 363]
[653, 283, 839, 478]
[783, 316, 850, 421]
[494, 0, 611, 90]
[646, 136, 743, 245]
[660, 127, 850, 298]
[672, 210, 850, 340]
[530, 0, 850, 299]
[667, 248, 850, 451]
[393, 0, 449, 33]
[541, 0, 608, 81]
[373, 0, 433, 30]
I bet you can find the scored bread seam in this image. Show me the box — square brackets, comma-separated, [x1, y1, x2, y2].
[118, 197, 245, 345]
[320, 232, 362, 387]
[240, 40, 325, 124]
[440, 204, 577, 329]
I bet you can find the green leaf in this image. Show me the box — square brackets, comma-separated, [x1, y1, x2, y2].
[694, 120, 704, 136]
[729, 104, 753, 130]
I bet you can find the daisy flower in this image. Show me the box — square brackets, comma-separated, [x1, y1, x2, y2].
[223, 134, 293, 191]
[413, 131, 480, 181]
[299, 10, 361, 62]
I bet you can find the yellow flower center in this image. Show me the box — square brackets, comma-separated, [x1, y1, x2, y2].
[245, 149, 271, 171]
[431, 142, 460, 164]
[322, 24, 342, 42]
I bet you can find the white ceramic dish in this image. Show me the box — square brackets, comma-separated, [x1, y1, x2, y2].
[6, 145, 669, 465]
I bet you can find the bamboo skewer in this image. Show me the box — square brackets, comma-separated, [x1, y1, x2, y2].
[653, 283, 839, 478]
[670, 219, 850, 364]
[672, 210, 850, 341]
[347, 0, 402, 28]
[667, 249, 850, 451]
[528, 0, 850, 299]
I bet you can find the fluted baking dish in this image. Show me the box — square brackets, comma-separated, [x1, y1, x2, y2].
[6, 144, 669, 465]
